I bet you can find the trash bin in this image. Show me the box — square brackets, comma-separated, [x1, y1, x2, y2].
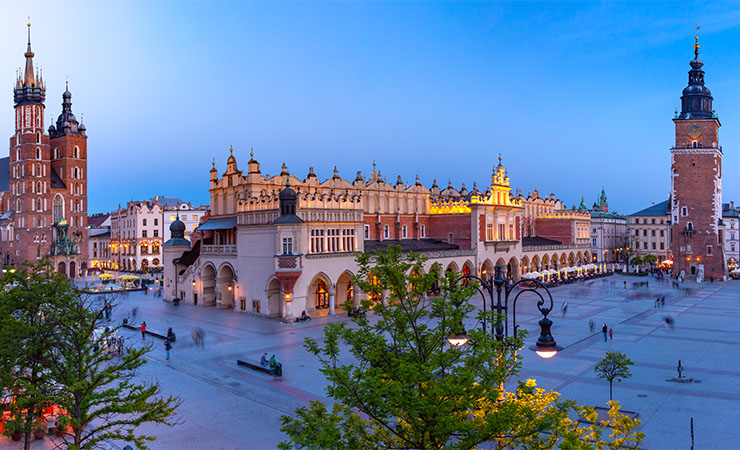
[275, 362, 283, 377]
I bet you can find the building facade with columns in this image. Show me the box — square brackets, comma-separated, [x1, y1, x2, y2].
[163, 150, 595, 321]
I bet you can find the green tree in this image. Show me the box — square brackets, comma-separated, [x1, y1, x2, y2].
[629, 256, 643, 268]
[46, 291, 181, 450]
[279, 247, 644, 449]
[642, 255, 658, 266]
[594, 352, 634, 401]
[0, 262, 72, 450]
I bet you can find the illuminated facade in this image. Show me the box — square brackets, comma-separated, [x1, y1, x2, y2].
[0, 23, 88, 276]
[163, 149, 594, 321]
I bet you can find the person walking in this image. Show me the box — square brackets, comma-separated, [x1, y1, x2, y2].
[561, 301, 568, 317]
[141, 321, 147, 340]
[164, 339, 171, 360]
[588, 319, 594, 334]
[602, 323, 608, 342]
[609, 328, 613, 340]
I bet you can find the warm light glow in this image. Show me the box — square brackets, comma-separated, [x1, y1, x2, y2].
[429, 203, 472, 215]
[285, 293, 291, 301]
[448, 336, 469, 347]
[192, 281, 196, 287]
[227, 285, 233, 291]
[536, 350, 557, 359]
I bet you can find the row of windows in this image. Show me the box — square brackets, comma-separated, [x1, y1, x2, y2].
[310, 228, 357, 253]
[364, 224, 427, 240]
[642, 241, 666, 250]
[635, 229, 665, 238]
[633, 217, 666, 224]
[485, 223, 514, 241]
[14, 145, 82, 160]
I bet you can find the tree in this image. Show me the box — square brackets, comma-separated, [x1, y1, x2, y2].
[642, 254, 658, 266]
[279, 247, 644, 449]
[629, 256, 643, 269]
[46, 291, 182, 450]
[0, 261, 181, 450]
[616, 235, 640, 272]
[594, 352, 634, 401]
[0, 262, 71, 450]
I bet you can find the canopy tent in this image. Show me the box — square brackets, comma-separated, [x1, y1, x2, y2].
[661, 260, 674, 265]
[521, 272, 539, 279]
[98, 273, 114, 279]
[118, 275, 140, 281]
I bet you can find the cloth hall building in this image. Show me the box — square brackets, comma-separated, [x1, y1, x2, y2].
[163, 150, 595, 321]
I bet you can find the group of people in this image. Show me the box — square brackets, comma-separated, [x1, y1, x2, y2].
[588, 320, 613, 341]
[191, 327, 206, 347]
[655, 296, 667, 308]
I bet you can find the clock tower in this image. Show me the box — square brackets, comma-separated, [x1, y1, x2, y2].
[670, 33, 724, 280]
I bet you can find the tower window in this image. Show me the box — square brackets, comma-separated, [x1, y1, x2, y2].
[73, 146, 79, 159]
[681, 206, 688, 217]
[36, 132, 40, 144]
[692, 141, 698, 148]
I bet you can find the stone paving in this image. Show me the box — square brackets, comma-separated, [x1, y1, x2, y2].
[1, 274, 739, 449]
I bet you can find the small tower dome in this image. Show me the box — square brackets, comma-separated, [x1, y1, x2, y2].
[170, 213, 186, 239]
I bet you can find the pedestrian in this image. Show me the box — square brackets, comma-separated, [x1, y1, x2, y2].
[141, 321, 147, 340]
[164, 339, 171, 360]
[260, 352, 268, 367]
[167, 327, 175, 342]
[623, 281, 627, 289]
[269, 354, 277, 368]
[588, 319, 594, 334]
[131, 307, 138, 322]
[664, 315, 675, 330]
[602, 323, 608, 342]
[561, 301, 568, 317]
[609, 328, 613, 340]
[661, 296, 666, 308]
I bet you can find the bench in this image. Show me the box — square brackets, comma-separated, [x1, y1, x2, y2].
[121, 323, 172, 341]
[237, 359, 278, 376]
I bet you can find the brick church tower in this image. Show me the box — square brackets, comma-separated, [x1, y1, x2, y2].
[0, 23, 88, 276]
[670, 33, 724, 280]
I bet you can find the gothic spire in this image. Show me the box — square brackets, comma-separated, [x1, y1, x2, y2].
[23, 20, 35, 87]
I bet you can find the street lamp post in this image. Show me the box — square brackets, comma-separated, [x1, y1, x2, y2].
[448, 264, 563, 358]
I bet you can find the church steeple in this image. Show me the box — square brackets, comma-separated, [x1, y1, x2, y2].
[678, 28, 713, 120]
[14, 20, 45, 106]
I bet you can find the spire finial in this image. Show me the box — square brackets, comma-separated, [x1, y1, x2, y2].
[229, 145, 233, 154]
[285, 172, 291, 188]
[694, 25, 701, 58]
[250, 147, 254, 158]
[65, 79, 68, 91]
[212, 158, 216, 168]
[27, 18, 31, 45]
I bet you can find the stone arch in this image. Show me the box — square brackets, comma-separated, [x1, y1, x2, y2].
[541, 254, 549, 270]
[266, 277, 282, 318]
[445, 261, 459, 274]
[560, 253, 567, 268]
[201, 263, 217, 306]
[531, 254, 540, 272]
[507, 257, 519, 281]
[336, 271, 356, 311]
[216, 263, 236, 308]
[69, 261, 76, 278]
[308, 272, 333, 312]
[551, 253, 559, 270]
[568, 252, 575, 267]
[58, 261, 66, 275]
[480, 259, 494, 280]
[495, 257, 506, 277]
[520, 255, 530, 274]
[576, 251, 583, 265]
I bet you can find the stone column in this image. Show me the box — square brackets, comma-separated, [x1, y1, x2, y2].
[329, 293, 336, 316]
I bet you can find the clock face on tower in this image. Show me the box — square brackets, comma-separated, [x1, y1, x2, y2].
[688, 124, 702, 140]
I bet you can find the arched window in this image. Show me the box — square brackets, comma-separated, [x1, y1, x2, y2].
[315, 279, 329, 309]
[36, 198, 41, 211]
[16, 199, 21, 213]
[73, 146, 79, 158]
[36, 163, 41, 176]
[53, 194, 64, 224]
[36, 132, 40, 144]
[73, 167, 79, 179]
[16, 148, 20, 161]
[36, 148, 41, 159]
[37, 181, 42, 193]
[681, 206, 688, 217]
[54, 148, 60, 159]
[692, 141, 698, 148]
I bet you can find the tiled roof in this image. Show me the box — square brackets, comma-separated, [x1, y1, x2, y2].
[521, 236, 562, 246]
[88, 213, 111, 228]
[630, 200, 669, 217]
[0, 157, 8, 191]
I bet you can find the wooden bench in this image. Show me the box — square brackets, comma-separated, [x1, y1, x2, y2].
[237, 359, 278, 376]
[121, 323, 170, 340]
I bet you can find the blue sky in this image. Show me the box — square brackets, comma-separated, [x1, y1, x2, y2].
[3, 1, 740, 215]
